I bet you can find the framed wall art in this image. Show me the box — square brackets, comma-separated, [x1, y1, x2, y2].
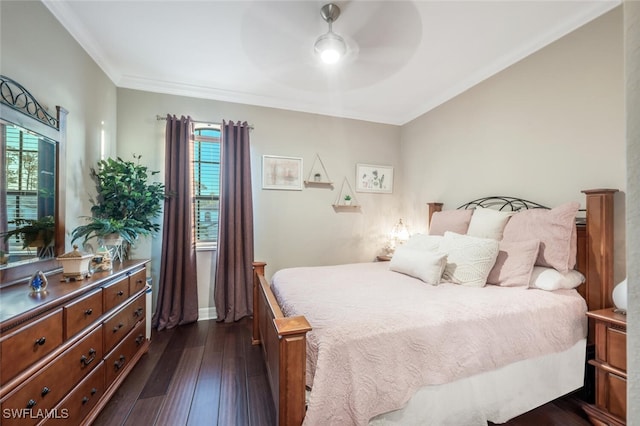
[355, 163, 393, 193]
[262, 155, 303, 190]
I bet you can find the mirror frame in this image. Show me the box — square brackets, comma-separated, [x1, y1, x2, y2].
[0, 75, 67, 286]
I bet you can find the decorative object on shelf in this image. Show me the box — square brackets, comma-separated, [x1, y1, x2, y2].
[612, 278, 627, 314]
[305, 154, 333, 187]
[90, 245, 113, 272]
[262, 155, 303, 190]
[57, 245, 94, 281]
[384, 218, 410, 254]
[333, 177, 359, 210]
[71, 155, 168, 260]
[0, 250, 7, 265]
[356, 163, 394, 193]
[28, 270, 48, 292]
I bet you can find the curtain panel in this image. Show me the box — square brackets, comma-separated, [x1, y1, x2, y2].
[153, 115, 198, 330]
[214, 120, 254, 322]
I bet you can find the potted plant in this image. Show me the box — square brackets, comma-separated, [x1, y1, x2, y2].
[344, 194, 352, 206]
[71, 155, 168, 260]
[1, 216, 55, 249]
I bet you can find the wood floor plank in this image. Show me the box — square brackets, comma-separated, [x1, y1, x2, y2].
[186, 321, 224, 425]
[93, 327, 175, 426]
[154, 346, 205, 426]
[123, 395, 164, 426]
[217, 322, 249, 426]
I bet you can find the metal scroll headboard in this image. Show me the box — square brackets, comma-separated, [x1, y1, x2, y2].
[457, 196, 549, 211]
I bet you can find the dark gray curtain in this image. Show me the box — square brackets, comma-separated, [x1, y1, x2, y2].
[0, 125, 7, 254]
[153, 115, 198, 330]
[214, 120, 254, 322]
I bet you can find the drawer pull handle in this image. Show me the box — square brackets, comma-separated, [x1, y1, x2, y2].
[41, 386, 50, 396]
[81, 348, 97, 366]
[27, 399, 36, 409]
[82, 396, 89, 405]
[84, 308, 93, 316]
[136, 279, 144, 284]
[135, 334, 145, 345]
[117, 290, 124, 296]
[91, 388, 97, 395]
[134, 307, 144, 317]
[113, 323, 124, 333]
[35, 337, 46, 346]
[114, 355, 126, 370]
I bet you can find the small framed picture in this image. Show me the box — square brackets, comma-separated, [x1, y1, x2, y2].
[356, 163, 393, 193]
[262, 155, 303, 190]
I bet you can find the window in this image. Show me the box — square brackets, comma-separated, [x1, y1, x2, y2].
[192, 123, 221, 249]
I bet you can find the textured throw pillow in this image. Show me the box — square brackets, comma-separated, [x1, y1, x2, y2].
[529, 266, 585, 291]
[439, 231, 500, 287]
[487, 239, 540, 287]
[502, 202, 579, 272]
[389, 246, 448, 285]
[403, 234, 442, 251]
[428, 210, 473, 236]
[466, 207, 514, 240]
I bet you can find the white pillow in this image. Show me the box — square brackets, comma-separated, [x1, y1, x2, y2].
[439, 231, 500, 287]
[528, 266, 585, 291]
[403, 234, 442, 251]
[466, 207, 514, 240]
[389, 246, 448, 285]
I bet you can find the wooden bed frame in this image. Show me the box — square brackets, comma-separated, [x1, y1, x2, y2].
[252, 188, 617, 426]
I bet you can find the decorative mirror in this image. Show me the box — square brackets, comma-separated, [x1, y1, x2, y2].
[0, 75, 67, 286]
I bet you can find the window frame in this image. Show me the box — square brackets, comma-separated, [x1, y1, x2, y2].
[192, 122, 221, 251]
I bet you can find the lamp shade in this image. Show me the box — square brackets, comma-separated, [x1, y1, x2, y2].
[314, 31, 346, 64]
[612, 279, 627, 311]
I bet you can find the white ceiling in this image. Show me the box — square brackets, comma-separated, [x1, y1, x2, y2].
[43, 0, 620, 125]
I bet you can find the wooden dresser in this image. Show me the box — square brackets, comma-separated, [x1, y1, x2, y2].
[584, 308, 627, 426]
[0, 260, 150, 425]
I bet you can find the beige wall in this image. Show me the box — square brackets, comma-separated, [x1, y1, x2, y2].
[116, 89, 402, 315]
[401, 7, 626, 283]
[0, 1, 118, 246]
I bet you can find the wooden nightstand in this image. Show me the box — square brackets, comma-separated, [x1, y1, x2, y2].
[583, 308, 627, 425]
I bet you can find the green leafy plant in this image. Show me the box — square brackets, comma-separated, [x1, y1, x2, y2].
[71, 155, 168, 248]
[344, 195, 352, 201]
[1, 216, 55, 248]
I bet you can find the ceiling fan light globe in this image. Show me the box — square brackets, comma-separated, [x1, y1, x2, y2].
[314, 31, 346, 64]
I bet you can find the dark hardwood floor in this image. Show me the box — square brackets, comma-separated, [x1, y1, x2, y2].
[95, 318, 592, 426]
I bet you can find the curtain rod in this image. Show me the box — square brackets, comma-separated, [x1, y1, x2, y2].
[156, 115, 254, 130]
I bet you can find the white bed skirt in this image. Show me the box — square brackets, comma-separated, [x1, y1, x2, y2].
[369, 338, 586, 426]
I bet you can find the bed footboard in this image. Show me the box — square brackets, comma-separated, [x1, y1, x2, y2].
[252, 262, 311, 426]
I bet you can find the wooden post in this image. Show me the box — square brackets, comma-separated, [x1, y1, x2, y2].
[252, 261, 266, 345]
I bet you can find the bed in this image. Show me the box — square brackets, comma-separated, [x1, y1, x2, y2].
[252, 188, 617, 426]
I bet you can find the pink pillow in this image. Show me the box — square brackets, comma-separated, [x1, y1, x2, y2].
[487, 239, 540, 287]
[428, 210, 473, 236]
[502, 202, 579, 272]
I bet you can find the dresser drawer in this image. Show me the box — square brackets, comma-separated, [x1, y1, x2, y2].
[42, 361, 105, 425]
[0, 325, 103, 425]
[128, 268, 147, 296]
[102, 276, 129, 312]
[0, 309, 63, 386]
[103, 292, 145, 353]
[595, 368, 626, 422]
[64, 289, 103, 339]
[104, 320, 146, 387]
[606, 327, 626, 372]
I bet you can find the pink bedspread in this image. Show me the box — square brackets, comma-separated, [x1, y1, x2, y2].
[270, 262, 587, 426]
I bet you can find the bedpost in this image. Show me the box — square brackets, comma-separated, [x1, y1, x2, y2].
[582, 189, 618, 312]
[252, 261, 266, 345]
[427, 202, 443, 229]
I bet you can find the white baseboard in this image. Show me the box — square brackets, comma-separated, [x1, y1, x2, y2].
[198, 306, 217, 321]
